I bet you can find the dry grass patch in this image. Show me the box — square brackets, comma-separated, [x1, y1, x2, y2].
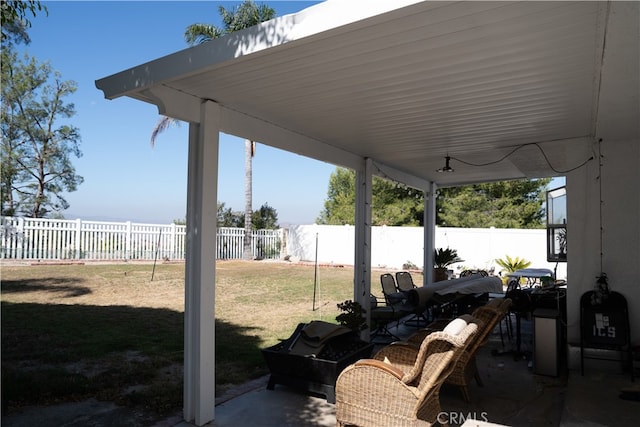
[1, 260, 381, 417]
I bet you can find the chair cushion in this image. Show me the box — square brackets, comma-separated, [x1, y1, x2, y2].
[443, 317, 469, 336]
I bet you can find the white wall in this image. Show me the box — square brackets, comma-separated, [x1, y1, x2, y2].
[286, 224, 567, 282]
[567, 138, 639, 346]
[565, 1, 639, 347]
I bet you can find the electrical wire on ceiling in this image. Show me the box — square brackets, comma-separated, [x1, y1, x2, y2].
[449, 142, 595, 174]
[596, 138, 604, 273]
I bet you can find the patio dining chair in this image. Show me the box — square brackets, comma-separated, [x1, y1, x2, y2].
[369, 294, 404, 343]
[396, 271, 418, 291]
[380, 273, 405, 306]
[460, 269, 489, 277]
[336, 316, 478, 427]
[396, 271, 430, 327]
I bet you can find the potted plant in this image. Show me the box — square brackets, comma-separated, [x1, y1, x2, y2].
[495, 255, 531, 285]
[336, 300, 368, 332]
[433, 247, 464, 282]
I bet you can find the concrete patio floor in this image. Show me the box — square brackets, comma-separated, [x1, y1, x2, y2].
[192, 315, 638, 427]
[4, 313, 635, 427]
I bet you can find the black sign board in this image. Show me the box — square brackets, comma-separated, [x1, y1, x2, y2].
[580, 291, 630, 348]
[580, 290, 634, 380]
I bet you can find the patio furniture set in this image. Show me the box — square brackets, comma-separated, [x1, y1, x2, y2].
[336, 296, 512, 426]
[262, 271, 513, 426]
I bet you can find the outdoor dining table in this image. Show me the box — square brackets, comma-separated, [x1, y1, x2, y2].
[506, 268, 554, 287]
[407, 274, 503, 309]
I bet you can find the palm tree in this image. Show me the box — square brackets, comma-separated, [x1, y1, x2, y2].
[151, 1, 276, 260]
[150, 116, 178, 148]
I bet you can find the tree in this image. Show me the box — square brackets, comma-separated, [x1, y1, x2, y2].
[316, 168, 356, 225]
[185, 1, 276, 259]
[216, 201, 278, 229]
[252, 202, 278, 230]
[151, 0, 276, 260]
[217, 202, 243, 227]
[318, 167, 551, 228]
[1, 0, 47, 46]
[183, 1, 275, 45]
[243, 139, 254, 259]
[437, 179, 551, 228]
[1, 49, 83, 217]
[317, 168, 423, 226]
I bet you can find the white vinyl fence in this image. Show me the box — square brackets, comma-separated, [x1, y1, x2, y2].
[286, 224, 567, 280]
[1, 217, 566, 280]
[0, 217, 283, 261]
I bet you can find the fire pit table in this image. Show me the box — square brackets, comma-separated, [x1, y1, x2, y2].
[261, 322, 374, 403]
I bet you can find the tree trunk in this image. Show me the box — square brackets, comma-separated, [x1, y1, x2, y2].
[243, 139, 253, 260]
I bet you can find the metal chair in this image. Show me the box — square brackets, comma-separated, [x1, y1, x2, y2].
[396, 271, 430, 327]
[380, 273, 404, 306]
[369, 295, 403, 343]
[395, 271, 417, 291]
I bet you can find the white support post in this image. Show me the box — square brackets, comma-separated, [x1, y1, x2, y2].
[423, 182, 436, 285]
[183, 101, 219, 426]
[354, 158, 373, 340]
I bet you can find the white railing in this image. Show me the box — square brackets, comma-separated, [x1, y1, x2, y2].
[0, 217, 283, 261]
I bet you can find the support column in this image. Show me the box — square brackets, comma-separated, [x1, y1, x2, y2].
[183, 101, 219, 426]
[423, 182, 437, 285]
[354, 158, 373, 340]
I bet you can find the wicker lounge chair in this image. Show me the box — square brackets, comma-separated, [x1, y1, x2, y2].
[335, 317, 478, 426]
[406, 298, 512, 402]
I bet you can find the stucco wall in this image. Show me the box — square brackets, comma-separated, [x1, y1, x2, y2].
[566, 1, 640, 346]
[567, 137, 639, 346]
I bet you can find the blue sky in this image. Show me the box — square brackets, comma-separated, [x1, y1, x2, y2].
[16, 1, 328, 225]
[16, 1, 564, 225]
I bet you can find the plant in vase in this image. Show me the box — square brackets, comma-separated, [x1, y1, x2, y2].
[495, 255, 531, 285]
[433, 247, 464, 281]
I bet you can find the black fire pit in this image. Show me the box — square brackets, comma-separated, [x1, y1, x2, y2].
[261, 322, 374, 403]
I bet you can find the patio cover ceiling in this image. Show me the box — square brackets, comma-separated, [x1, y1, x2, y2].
[96, 0, 636, 188]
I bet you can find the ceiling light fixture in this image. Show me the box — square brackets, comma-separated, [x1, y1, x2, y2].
[436, 155, 454, 173]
